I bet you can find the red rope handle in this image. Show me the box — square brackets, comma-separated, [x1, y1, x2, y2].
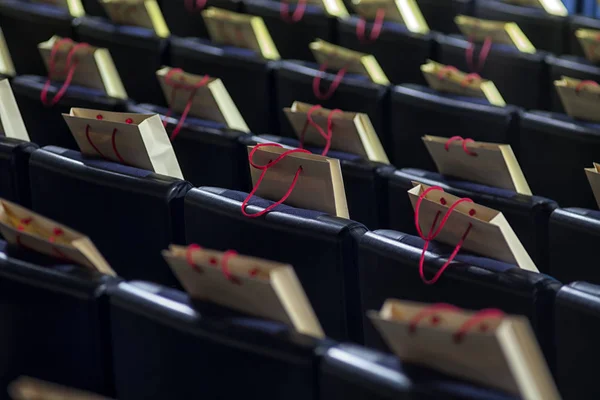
[414, 186, 475, 284]
[465, 36, 492, 73]
[299, 105, 342, 156]
[162, 68, 211, 141]
[221, 249, 241, 284]
[444, 136, 478, 157]
[453, 308, 505, 343]
[185, 0, 207, 12]
[15, 217, 72, 261]
[460, 73, 481, 87]
[356, 8, 385, 44]
[408, 303, 462, 333]
[575, 80, 599, 93]
[185, 243, 204, 273]
[85, 115, 133, 164]
[242, 143, 311, 218]
[436, 65, 459, 80]
[41, 41, 90, 106]
[280, 0, 307, 23]
[312, 63, 346, 100]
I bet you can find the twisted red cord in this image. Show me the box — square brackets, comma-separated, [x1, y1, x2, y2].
[221, 249, 240, 284]
[465, 36, 492, 73]
[453, 309, 505, 343]
[575, 80, 599, 93]
[86, 115, 133, 164]
[408, 303, 462, 333]
[242, 143, 311, 218]
[298, 105, 342, 156]
[41, 41, 90, 106]
[162, 68, 211, 141]
[444, 136, 478, 157]
[280, 0, 307, 23]
[185, 243, 204, 273]
[15, 217, 72, 261]
[356, 8, 385, 44]
[313, 63, 346, 100]
[436, 65, 459, 80]
[184, 0, 207, 12]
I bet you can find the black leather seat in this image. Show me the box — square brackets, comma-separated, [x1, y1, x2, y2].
[245, 0, 335, 62]
[11, 75, 127, 150]
[239, 134, 394, 229]
[358, 230, 562, 370]
[546, 54, 600, 113]
[184, 186, 368, 341]
[519, 111, 600, 208]
[75, 16, 168, 105]
[127, 103, 251, 191]
[320, 343, 519, 399]
[161, 0, 242, 39]
[0, 245, 117, 399]
[549, 208, 600, 284]
[82, 0, 108, 17]
[170, 37, 278, 134]
[0, 0, 75, 76]
[108, 280, 331, 400]
[0, 137, 38, 207]
[274, 61, 390, 154]
[436, 34, 549, 110]
[555, 281, 600, 400]
[28, 146, 192, 286]
[475, 0, 567, 54]
[337, 18, 435, 85]
[382, 168, 558, 272]
[417, 0, 474, 34]
[389, 84, 520, 170]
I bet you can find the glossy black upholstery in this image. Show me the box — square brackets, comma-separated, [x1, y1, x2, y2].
[28, 147, 192, 286]
[0, 137, 38, 207]
[108, 281, 331, 400]
[184, 186, 368, 341]
[416, 0, 474, 34]
[11, 75, 126, 150]
[389, 84, 520, 170]
[383, 168, 558, 271]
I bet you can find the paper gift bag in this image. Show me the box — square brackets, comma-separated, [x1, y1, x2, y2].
[9, 377, 113, 400]
[31, 0, 85, 17]
[502, 0, 567, 16]
[38, 36, 128, 100]
[247, 144, 348, 217]
[421, 60, 506, 106]
[423, 135, 531, 194]
[310, 39, 389, 85]
[575, 28, 600, 63]
[62, 108, 184, 179]
[455, 15, 536, 54]
[0, 28, 15, 77]
[164, 245, 325, 338]
[585, 162, 600, 209]
[555, 76, 600, 122]
[100, 0, 169, 37]
[0, 199, 116, 276]
[283, 101, 389, 163]
[408, 183, 538, 271]
[156, 66, 249, 133]
[202, 7, 280, 61]
[0, 79, 29, 141]
[368, 300, 560, 399]
[352, 0, 429, 34]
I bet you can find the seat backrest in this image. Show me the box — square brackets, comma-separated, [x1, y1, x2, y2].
[519, 111, 600, 208]
[28, 146, 192, 286]
[184, 186, 368, 341]
[358, 230, 561, 370]
[548, 208, 600, 284]
[0, 137, 38, 207]
[416, 0, 474, 34]
[161, 0, 242, 39]
[0, 0, 73, 76]
[239, 134, 393, 229]
[275, 61, 390, 151]
[437, 35, 548, 110]
[0, 247, 116, 398]
[384, 168, 558, 271]
[245, 0, 334, 62]
[128, 103, 251, 191]
[337, 18, 435, 85]
[320, 343, 520, 399]
[108, 280, 328, 400]
[474, 0, 568, 54]
[169, 37, 277, 134]
[546, 55, 600, 113]
[389, 84, 520, 170]
[75, 16, 167, 105]
[11, 75, 126, 150]
[555, 282, 600, 400]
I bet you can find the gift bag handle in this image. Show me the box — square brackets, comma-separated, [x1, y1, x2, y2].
[85, 114, 134, 165]
[356, 8, 385, 44]
[298, 104, 342, 156]
[465, 35, 492, 74]
[280, 0, 307, 23]
[14, 217, 73, 262]
[185, 0, 207, 12]
[185, 244, 262, 284]
[312, 63, 346, 100]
